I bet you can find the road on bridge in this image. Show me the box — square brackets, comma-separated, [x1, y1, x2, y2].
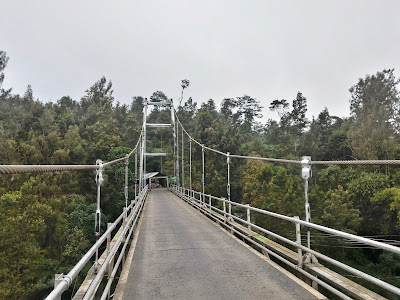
[114, 189, 326, 300]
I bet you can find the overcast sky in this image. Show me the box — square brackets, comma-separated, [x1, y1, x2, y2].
[1, 0, 400, 122]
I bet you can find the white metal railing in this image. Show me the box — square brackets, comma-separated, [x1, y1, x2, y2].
[46, 185, 149, 300]
[171, 185, 400, 299]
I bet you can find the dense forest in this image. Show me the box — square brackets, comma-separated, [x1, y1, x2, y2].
[1, 50, 400, 299]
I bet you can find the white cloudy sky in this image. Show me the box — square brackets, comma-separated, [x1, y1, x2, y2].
[1, 0, 400, 121]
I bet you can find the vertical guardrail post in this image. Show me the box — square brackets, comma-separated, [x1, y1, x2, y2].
[246, 204, 251, 235]
[124, 154, 129, 209]
[54, 274, 63, 300]
[176, 121, 180, 186]
[202, 146, 205, 204]
[172, 110, 176, 182]
[189, 138, 192, 195]
[227, 152, 231, 219]
[223, 198, 227, 223]
[301, 156, 312, 249]
[95, 159, 104, 271]
[182, 125, 184, 188]
[107, 222, 112, 277]
[143, 99, 148, 187]
[209, 194, 212, 210]
[139, 136, 143, 192]
[134, 151, 137, 200]
[294, 216, 303, 267]
[122, 207, 127, 262]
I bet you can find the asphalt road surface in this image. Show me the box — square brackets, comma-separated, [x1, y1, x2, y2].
[118, 189, 325, 300]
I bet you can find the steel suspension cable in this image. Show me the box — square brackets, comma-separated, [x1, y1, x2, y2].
[0, 129, 144, 175]
[311, 159, 400, 166]
[174, 110, 400, 167]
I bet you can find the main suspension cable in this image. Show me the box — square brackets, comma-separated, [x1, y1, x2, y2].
[173, 108, 400, 166]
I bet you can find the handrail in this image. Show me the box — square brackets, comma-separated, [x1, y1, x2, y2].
[82, 186, 148, 300]
[45, 185, 149, 300]
[179, 187, 400, 254]
[171, 185, 400, 297]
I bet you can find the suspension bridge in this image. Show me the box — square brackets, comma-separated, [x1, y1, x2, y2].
[2, 98, 400, 300]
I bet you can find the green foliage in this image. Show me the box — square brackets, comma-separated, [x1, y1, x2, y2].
[320, 186, 361, 233]
[1, 53, 400, 298]
[348, 69, 399, 160]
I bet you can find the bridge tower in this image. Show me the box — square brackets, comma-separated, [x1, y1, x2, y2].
[138, 98, 176, 190]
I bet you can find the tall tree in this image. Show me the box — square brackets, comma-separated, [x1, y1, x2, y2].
[290, 92, 308, 135]
[269, 99, 289, 119]
[179, 79, 190, 106]
[0, 51, 11, 96]
[348, 69, 400, 159]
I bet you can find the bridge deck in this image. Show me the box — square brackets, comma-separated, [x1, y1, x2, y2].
[115, 189, 325, 300]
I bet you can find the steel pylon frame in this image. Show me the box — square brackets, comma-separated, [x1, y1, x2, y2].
[138, 98, 176, 189]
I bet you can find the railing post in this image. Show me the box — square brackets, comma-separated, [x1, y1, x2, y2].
[301, 156, 312, 249]
[223, 198, 227, 222]
[124, 154, 129, 209]
[176, 121, 180, 186]
[246, 204, 251, 235]
[182, 125, 184, 188]
[294, 216, 303, 267]
[107, 222, 112, 277]
[202, 146, 205, 204]
[189, 138, 192, 194]
[143, 99, 148, 187]
[123, 207, 127, 241]
[54, 274, 63, 300]
[209, 194, 212, 210]
[173, 115, 176, 182]
[134, 151, 137, 200]
[95, 159, 104, 271]
[122, 207, 127, 262]
[227, 152, 231, 219]
[139, 135, 143, 192]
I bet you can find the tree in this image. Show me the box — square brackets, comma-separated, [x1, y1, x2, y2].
[348, 69, 400, 160]
[290, 92, 308, 135]
[0, 51, 11, 96]
[320, 186, 361, 233]
[269, 99, 289, 119]
[80, 76, 113, 113]
[150, 91, 168, 103]
[179, 79, 190, 106]
[348, 172, 390, 235]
